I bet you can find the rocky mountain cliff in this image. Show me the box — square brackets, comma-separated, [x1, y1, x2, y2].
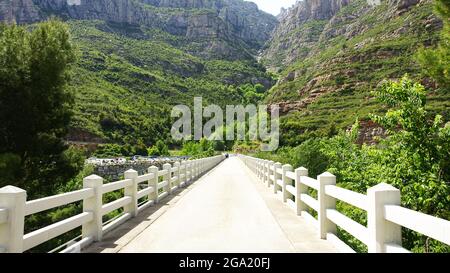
[0, 0, 40, 23]
[263, 0, 351, 68]
[0, 0, 278, 59]
[262, 0, 433, 70]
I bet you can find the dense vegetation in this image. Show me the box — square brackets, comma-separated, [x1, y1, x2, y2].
[254, 76, 450, 252]
[66, 20, 272, 147]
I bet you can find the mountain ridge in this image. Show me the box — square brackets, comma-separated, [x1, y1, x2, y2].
[1, 0, 278, 59]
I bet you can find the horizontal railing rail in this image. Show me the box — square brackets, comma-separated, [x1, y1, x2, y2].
[239, 154, 450, 253]
[0, 154, 225, 253]
[24, 188, 95, 216]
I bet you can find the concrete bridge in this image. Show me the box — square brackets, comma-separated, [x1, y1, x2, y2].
[0, 155, 449, 253]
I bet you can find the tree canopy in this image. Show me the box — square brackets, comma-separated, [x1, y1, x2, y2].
[0, 20, 81, 198]
[416, 0, 450, 89]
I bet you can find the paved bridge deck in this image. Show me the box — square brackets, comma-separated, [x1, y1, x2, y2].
[84, 157, 337, 253]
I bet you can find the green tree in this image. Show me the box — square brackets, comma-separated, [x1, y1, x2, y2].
[416, 0, 450, 89]
[239, 83, 265, 104]
[93, 144, 123, 157]
[181, 139, 216, 159]
[322, 76, 450, 252]
[371, 76, 450, 183]
[133, 139, 149, 156]
[0, 20, 80, 198]
[256, 76, 450, 252]
[148, 140, 170, 156]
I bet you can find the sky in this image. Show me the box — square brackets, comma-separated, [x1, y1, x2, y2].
[248, 0, 298, 15]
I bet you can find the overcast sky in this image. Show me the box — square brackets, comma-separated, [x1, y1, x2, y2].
[248, 0, 298, 15]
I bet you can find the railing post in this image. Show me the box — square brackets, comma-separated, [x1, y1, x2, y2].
[295, 167, 308, 216]
[148, 166, 159, 203]
[194, 160, 197, 179]
[318, 172, 336, 239]
[367, 183, 401, 253]
[124, 169, 139, 217]
[82, 175, 103, 242]
[188, 161, 192, 183]
[174, 161, 181, 187]
[181, 160, 187, 187]
[257, 160, 261, 179]
[186, 161, 191, 184]
[0, 186, 26, 253]
[282, 164, 293, 202]
[163, 163, 172, 194]
[260, 160, 264, 180]
[273, 162, 282, 194]
[260, 160, 264, 179]
[196, 160, 199, 177]
[261, 160, 266, 184]
[268, 161, 274, 188]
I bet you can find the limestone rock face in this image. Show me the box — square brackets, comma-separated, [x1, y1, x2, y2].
[0, 0, 277, 53]
[263, 0, 352, 70]
[261, 0, 431, 72]
[0, 0, 278, 60]
[0, 0, 41, 23]
[29, 0, 160, 26]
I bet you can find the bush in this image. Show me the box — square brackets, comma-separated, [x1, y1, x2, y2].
[92, 144, 124, 157]
[148, 140, 170, 156]
[181, 139, 216, 159]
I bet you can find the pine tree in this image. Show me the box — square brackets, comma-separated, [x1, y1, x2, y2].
[416, 0, 450, 89]
[0, 20, 81, 198]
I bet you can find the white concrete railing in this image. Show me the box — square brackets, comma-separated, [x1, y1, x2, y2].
[0, 155, 225, 253]
[239, 155, 450, 253]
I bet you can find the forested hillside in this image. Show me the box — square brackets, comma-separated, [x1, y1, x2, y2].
[66, 19, 273, 145]
[0, 0, 277, 145]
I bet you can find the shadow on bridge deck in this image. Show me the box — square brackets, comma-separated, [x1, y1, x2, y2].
[83, 157, 337, 253]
